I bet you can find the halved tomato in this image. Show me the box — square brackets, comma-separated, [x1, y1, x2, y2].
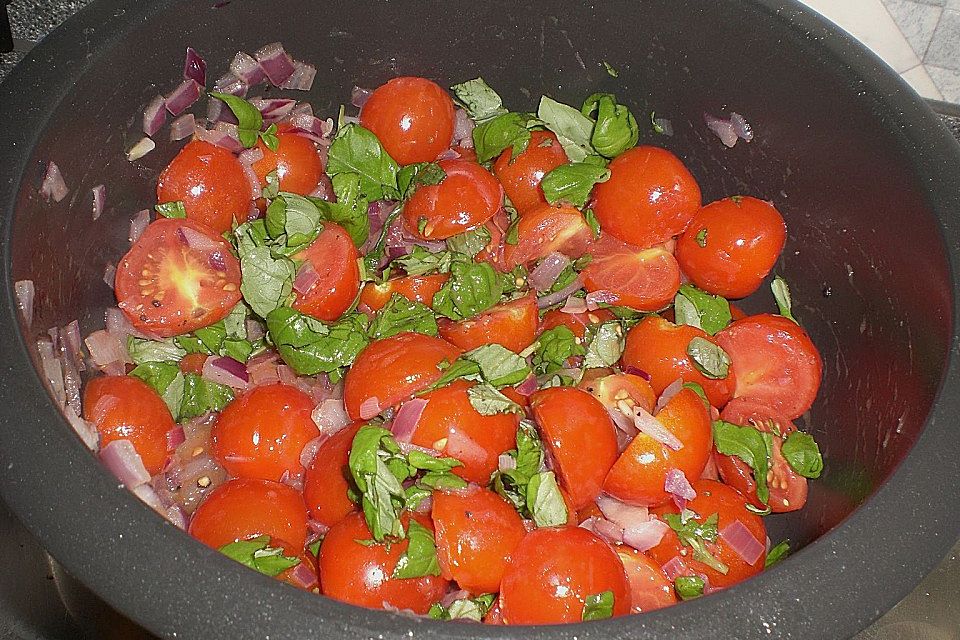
[582, 234, 681, 312]
[402, 159, 504, 240]
[438, 293, 538, 352]
[616, 546, 677, 613]
[502, 204, 593, 269]
[115, 218, 241, 338]
[492, 130, 569, 215]
[580, 373, 657, 415]
[291, 222, 360, 322]
[358, 273, 449, 312]
[302, 424, 361, 527]
[539, 307, 615, 339]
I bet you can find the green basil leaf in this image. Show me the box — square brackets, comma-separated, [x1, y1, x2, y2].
[179, 373, 233, 420]
[538, 96, 595, 162]
[403, 485, 432, 511]
[582, 93, 639, 158]
[417, 470, 468, 491]
[233, 219, 270, 256]
[683, 381, 709, 405]
[772, 275, 799, 325]
[391, 246, 454, 277]
[429, 593, 496, 621]
[515, 419, 545, 479]
[462, 343, 531, 387]
[239, 246, 296, 318]
[674, 576, 705, 600]
[432, 261, 503, 321]
[765, 540, 790, 567]
[467, 382, 524, 416]
[663, 510, 729, 575]
[326, 123, 400, 201]
[472, 112, 531, 164]
[306, 173, 370, 248]
[585, 208, 601, 239]
[781, 432, 823, 478]
[262, 169, 280, 200]
[265, 192, 323, 247]
[674, 285, 732, 336]
[686, 336, 731, 379]
[369, 294, 438, 340]
[541, 162, 611, 208]
[451, 77, 507, 123]
[219, 535, 301, 577]
[406, 450, 463, 474]
[259, 123, 279, 152]
[392, 519, 441, 579]
[533, 325, 585, 376]
[193, 322, 227, 354]
[129, 362, 183, 418]
[397, 162, 446, 200]
[712, 420, 773, 506]
[581, 590, 615, 621]
[155, 201, 186, 219]
[602, 61, 619, 78]
[267, 307, 370, 376]
[446, 226, 492, 258]
[209, 92, 263, 148]
[348, 425, 406, 541]
[584, 321, 625, 369]
[223, 302, 249, 340]
[526, 471, 568, 528]
[126, 336, 186, 365]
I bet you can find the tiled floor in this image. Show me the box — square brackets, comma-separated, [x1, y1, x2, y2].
[799, 0, 960, 102]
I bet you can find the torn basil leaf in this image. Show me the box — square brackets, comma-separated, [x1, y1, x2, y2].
[239, 246, 296, 318]
[541, 162, 611, 208]
[712, 420, 773, 506]
[462, 343, 531, 387]
[209, 92, 263, 148]
[267, 307, 369, 378]
[686, 336, 730, 379]
[581, 93, 639, 159]
[126, 336, 186, 365]
[674, 285, 732, 335]
[369, 294, 438, 340]
[663, 510, 729, 575]
[129, 362, 183, 417]
[155, 201, 186, 219]
[602, 61, 619, 78]
[526, 470, 568, 528]
[265, 192, 322, 248]
[771, 275, 799, 325]
[310, 173, 370, 247]
[765, 540, 790, 567]
[219, 535, 300, 577]
[472, 112, 531, 164]
[392, 246, 454, 277]
[581, 590, 614, 621]
[432, 260, 503, 321]
[533, 325, 584, 376]
[674, 576, 705, 600]
[781, 431, 823, 478]
[429, 593, 496, 621]
[584, 321, 625, 369]
[451, 77, 508, 124]
[467, 382, 524, 416]
[179, 373, 234, 420]
[397, 162, 446, 200]
[326, 123, 401, 201]
[537, 95, 595, 162]
[392, 519, 441, 579]
[348, 425, 407, 541]
[446, 225, 492, 258]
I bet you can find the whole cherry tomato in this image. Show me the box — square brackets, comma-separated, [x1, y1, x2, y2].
[616, 546, 678, 613]
[438, 293, 538, 353]
[492, 130, 568, 215]
[502, 204, 593, 269]
[157, 139, 253, 234]
[302, 424, 361, 528]
[402, 159, 503, 240]
[291, 223, 360, 322]
[189, 478, 308, 549]
[251, 125, 324, 196]
[358, 274, 449, 312]
[582, 234, 681, 312]
[360, 76, 455, 165]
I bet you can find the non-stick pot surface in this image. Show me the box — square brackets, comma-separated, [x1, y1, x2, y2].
[1, 0, 959, 638]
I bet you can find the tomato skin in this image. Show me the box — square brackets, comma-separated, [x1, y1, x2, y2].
[115, 218, 242, 338]
[676, 197, 786, 299]
[616, 546, 678, 613]
[438, 293, 538, 353]
[716, 398, 808, 512]
[319, 512, 449, 613]
[503, 204, 593, 269]
[343, 332, 462, 420]
[83, 375, 174, 475]
[622, 315, 734, 408]
[583, 234, 681, 312]
[410, 380, 518, 484]
[359, 76, 455, 166]
[358, 273, 449, 312]
[603, 388, 712, 507]
[302, 424, 361, 527]
[581, 373, 657, 415]
[492, 130, 568, 215]
[210, 383, 318, 482]
[649, 479, 767, 589]
[251, 128, 323, 196]
[715, 314, 822, 420]
[157, 140, 253, 234]
[189, 478, 308, 549]
[291, 223, 360, 322]
[539, 308, 615, 339]
[402, 159, 504, 240]
[530, 387, 619, 510]
[591, 146, 702, 249]
[432, 485, 527, 594]
[499, 526, 631, 624]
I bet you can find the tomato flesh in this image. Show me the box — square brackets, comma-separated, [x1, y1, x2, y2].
[503, 204, 593, 269]
[252, 128, 324, 196]
[438, 293, 538, 353]
[583, 234, 681, 312]
[616, 546, 678, 613]
[358, 273, 449, 312]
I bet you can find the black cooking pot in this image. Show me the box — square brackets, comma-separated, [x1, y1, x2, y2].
[1, 0, 959, 638]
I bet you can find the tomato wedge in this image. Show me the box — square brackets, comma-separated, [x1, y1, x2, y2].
[302, 424, 361, 527]
[539, 307, 615, 339]
[358, 273, 449, 312]
[616, 546, 678, 613]
[438, 293, 538, 352]
[502, 204, 592, 269]
[291, 222, 360, 322]
[582, 234, 681, 312]
[115, 218, 241, 338]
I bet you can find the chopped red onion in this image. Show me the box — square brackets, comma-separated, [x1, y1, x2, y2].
[292, 262, 321, 295]
[623, 519, 670, 552]
[246, 320, 266, 341]
[103, 263, 116, 288]
[498, 453, 517, 472]
[169, 113, 196, 141]
[585, 290, 618, 311]
[166, 427, 186, 451]
[516, 373, 538, 396]
[730, 113, 754, 142]
[452, 108, 475, 148]
[529, 252, 571, 292]
[126, 137, 155, 162]
[560, 295, 588, 314]
[580, 516, 624, 545]
[176, 223, 222, 252]
[624, 365, 651, 381]
[655, 378, 685, 414]
[661, 555, 687, 581]
[249, 358, 280, 387]
[37, 339, 65, 407]
[182, 47, 206, 86]
[359, 396, 382, 420]
[280, 468, 305, 491]
[241, 162, 262, 200]
[281, 61, 317, 91]
[164, 79, 203, 117]
[213, 70, 248, 97]
[311, 398, 350, 436]
[142, 95, 167, 137]
[299, 434, 328, 470]
[90, 184, 106, 220]
[84, 330, 127, 369]
[100, 439, 150, 488]
[287, 562, 318, 589]
[664, 468, 697, 507]
[412, 494, 433, 514]
[14, 280, 34, 328]
[351, 86, 372, 108]
[61, 320, 84, 372]
[536, 276, 584, 309]
[631, 404, 683, 451]
[397, 442, 442, 458]
[251, 97, 297, 124]
[64, 408, 99, 450]
[720, 520, 765, 566]
[704, 113, 739, 148]
[39, 161, 68, 202]
[105, 306, 149, 341]
[308, 519, 331, 538]
[287, 112, 333, 143]
[238, 147, 264, 166]
[597, 494, 649, 529]
[164, 504, 188, 530]
[128, 209, 150, 243]
[230, 51, 265, 86]
[290, 101, 314, 118]
[391, 398, 428, 444]
[255, 42, 296, 86]
[607, 407, 638, 443]
[193, 127, 242, 153]
[437, 148, 461, 160]
[132, 482, 166, 514]
[206, 96, 235, 126]
[162, 452, 227, 514]
[202, 356, 249, 389]
[700, 453, 719, 481]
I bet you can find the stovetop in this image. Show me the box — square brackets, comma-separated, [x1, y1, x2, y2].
[2, 1, 960, 639]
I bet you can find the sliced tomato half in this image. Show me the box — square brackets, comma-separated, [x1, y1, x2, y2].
[502, 204, 592, 269]
[582, 234, 680, 312]
[438, 292, 538, 352]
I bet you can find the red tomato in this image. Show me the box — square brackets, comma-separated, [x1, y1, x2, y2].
[189, 478, 308, 549]
[178, 353, 207, 375]
[582, 234, 681, 312]
[432, 485, 527, 594]
[474, 208, 510, 271]
[319, 512, 449, 614]
[114, 218, 242, 338]
[438, 293, 538, 352]
[156, 139, 253, 234]
[716, 398, 808, 512]
[616, 546, 678, 613]
[210, 383, 318, 482]
[649, 479, 767, 589]
[358, 273, 449, 312]
[343, 332, 462, 420]
[410, 380, 518, 484]
[603, 388, 712, 507]
[291, 223, 360, 322]
[499, 527, 631, 624]
[591, 146, 702, 249]
[402, 159, 504, 240]
[530, 387, 619, 510]
[715, 314, 822, 419]
[492, 130, 569, 215]
[621, 315, 734, 408]
[676, 197, 786, 299]
[273, 537, 320, 592]
[540, 308, 614, 340]
[359, 76, 455, 165]
[580, 373, 657, 415]
[302, 424, 361, 527]
[252, 127, 324, 196]
[502, 204, 593, 269]
[83, 375, 174, 475]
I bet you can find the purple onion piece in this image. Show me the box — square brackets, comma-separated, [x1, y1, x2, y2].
[182, 46, 207, 86]
[142, 95, 167, 136]
[100, 440, 151, 488]
[255, 42, 296, 86]
[251, 98, 297, 124]
[281, 61, 317, 91]
[169, 113, 196, 141]
[704, 112, 739, 148]
[193, 127, 243, 153]
[229, 51, 265, 86]
[351, 86, 372, 108]
[15, 280, 35, 328]
[537, 276, 585, 309]
[164, 79, 203, 117]
[129, 209, 151, 243]
[91, 184, 106, 220]
[39, 161, 68, 203]
[213, 71, 248, 98]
